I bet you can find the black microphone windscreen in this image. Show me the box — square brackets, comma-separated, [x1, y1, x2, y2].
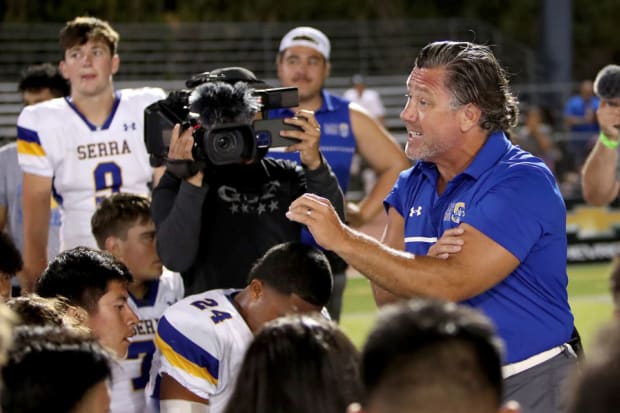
[188, 81, 260, 129]
[594, 64, 620, 99]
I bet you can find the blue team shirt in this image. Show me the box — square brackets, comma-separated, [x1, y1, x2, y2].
[385, 131, 574, 363]
[268, 89, 356, 192]
[563, 95, 600, 133]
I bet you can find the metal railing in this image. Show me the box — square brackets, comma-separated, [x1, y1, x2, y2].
[0, 19, 536, 82]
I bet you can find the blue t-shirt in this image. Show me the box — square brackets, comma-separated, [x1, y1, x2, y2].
[385, 132, 574, 364]
[563, 95, 600, 133]
[267, 90, 356, 192]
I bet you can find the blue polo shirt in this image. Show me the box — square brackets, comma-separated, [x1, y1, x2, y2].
[268, 90, 356, 192]
[385, 131, 573, 363]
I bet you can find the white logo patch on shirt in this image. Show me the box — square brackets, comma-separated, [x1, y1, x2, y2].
[409, 206, 423, 217]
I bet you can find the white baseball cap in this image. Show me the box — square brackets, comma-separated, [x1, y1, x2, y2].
[279, 26, 331, 60]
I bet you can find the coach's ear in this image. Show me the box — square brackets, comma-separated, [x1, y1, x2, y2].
[346, 403, 366, 413]
[459, 102, 481, 133]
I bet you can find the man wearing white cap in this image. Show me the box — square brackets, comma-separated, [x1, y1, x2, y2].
[270, 26, 409, 321]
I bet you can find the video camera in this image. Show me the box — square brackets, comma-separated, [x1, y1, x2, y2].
[144, 67, 301, 167]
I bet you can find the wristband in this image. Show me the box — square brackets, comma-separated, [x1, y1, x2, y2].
[599, 132, 619, 149]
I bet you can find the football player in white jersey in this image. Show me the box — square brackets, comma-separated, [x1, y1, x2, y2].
[92, 193, 184, 413]
[146, 241, 334, 413]
[36, 246, 139, 359]
[17, 16, 166, 293]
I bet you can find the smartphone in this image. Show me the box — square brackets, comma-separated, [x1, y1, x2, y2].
[253, 118, 302, 148]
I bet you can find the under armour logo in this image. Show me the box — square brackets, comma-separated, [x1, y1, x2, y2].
[409, 206, 423, 217]
[123, 122, 136, 131]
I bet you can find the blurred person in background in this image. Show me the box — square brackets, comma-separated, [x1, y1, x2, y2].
[0, 232, 22, 300]
[0, 62, 68, 295]
[514, 105, 558, 173]
[581, 64, 620, 205]
[344, 73, 388, 202]
[607, 252, 620, 318]
[563, 79, 599, 171]
[344, 73, 386, 125]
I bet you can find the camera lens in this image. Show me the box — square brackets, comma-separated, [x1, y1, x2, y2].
[204, 124, 255, 165]
[214, 133, 235, 153]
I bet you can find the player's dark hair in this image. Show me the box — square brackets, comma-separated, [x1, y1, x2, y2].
[247, 241, 333, 307]
[1, 325, 111, 413]
[6, 295, 65, 327]
[568, 321, 620, 413]
[361, 298, 504, 413]
[91, 193, 152, 249]
[59, 16, 119, 55]
[223, 314, 361, 413]
[17, 63, 69, 97]
[36, 246, 132, 314]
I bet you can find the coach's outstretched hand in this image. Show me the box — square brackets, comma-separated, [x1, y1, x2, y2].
[287, 193, 347, 251]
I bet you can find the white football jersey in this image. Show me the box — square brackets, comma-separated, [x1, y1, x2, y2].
[16, 88, 166, 250]
[110, 269, 184, 413]
[147, 289, 253, 413]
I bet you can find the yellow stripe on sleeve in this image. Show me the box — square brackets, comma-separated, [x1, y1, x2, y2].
[17, 140, 46, 157]
[155, 333, 219, 385]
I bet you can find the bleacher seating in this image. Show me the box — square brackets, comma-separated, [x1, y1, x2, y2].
[0, 20, 536, 82]
[0, 77, 409, 145]
[0, 19, 540, 144]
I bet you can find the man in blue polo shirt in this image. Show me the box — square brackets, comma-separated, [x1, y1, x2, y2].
[269, 26, 409, 321]
[287, 41, 576, 413]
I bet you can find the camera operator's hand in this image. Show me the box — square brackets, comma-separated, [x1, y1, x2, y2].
[282, 109, 322, 170]
[597, 99, 620, 140]
[168, 124, 204, 186]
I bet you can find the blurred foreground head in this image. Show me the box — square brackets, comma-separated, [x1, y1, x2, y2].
[354, 298, 517, 413]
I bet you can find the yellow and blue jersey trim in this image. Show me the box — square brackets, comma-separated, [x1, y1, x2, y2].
[155, 315, 219, 385]
[16, 126, 46, 156]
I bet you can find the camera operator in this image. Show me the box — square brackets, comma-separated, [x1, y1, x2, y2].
[150, 67, 345, 296]
[582, 64, 620, 205]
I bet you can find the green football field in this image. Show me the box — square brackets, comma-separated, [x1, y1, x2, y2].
[340, 262, 615, 352]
